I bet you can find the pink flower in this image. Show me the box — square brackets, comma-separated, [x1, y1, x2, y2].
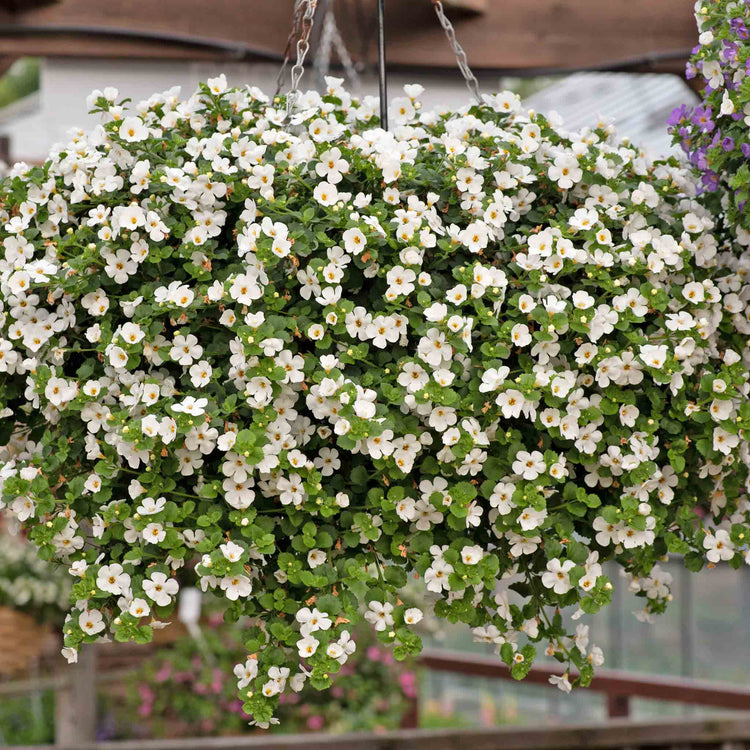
[307, 715, 325, 731]
[137, 684, 155, 702]
[480, 703, 495, 727]
[154, 663, 172, 683]
[399, 671, 417, 697]
[366, 645, 381, 662]
[138, 702, 153, 718]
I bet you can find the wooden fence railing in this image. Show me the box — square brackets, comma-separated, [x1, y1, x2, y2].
[10, 714, 750, 750]
[3, 646, 750, 747]
[409, 647, 750, 724]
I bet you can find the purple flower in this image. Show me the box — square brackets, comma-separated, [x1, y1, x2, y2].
[742, 143, 750, 158]
[722, 136, 735, 151]
[692, 105, 715, 133]
[700, 171, 720, 192]
[731, 17, 748, 39]
[686, 61, 698, 79]
[667, 104, 690, 128]
[722, 40, 740, 61]
[689, 147, 709, 170]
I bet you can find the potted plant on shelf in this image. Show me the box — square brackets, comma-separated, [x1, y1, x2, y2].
[0, 525, 70, 674]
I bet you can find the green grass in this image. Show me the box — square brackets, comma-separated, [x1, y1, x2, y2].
[0, 690, 55, 745]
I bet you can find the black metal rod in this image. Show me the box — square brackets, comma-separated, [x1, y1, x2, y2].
[377, 0, 388, 129]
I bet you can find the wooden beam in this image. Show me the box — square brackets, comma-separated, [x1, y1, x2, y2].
[0, 0, 697, 75]
[25, 715, 750, 750]
[419, 648, 750, 711]
[443, 0, 487, 13]
[0, 0, 58, 10]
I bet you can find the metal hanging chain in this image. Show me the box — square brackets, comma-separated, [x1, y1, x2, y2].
[330, 11, 362, 90]
[314, 6, 362, 92]
[275, 0, 307, 98]
[431, 0, 482, 104]
[287, 0, 319, 114]
[314, 5, 336, 87]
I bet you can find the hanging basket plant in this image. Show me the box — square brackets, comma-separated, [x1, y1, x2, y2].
[0, 70, 748, 725]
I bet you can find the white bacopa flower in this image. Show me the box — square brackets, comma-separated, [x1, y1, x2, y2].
[542, 559, 576, 595]
[703, 529, 735, 562]
[512, 450, 546, 480]
[296, 635, 319, 659]
[403, 607, 423, 625]
[549, 673, 573, 693]
[364, 601, 394, 632]
[639, 344, 668, 369]
[128, 598, 150, 619]
[96, 563, 131, 595]
[142, 572, 179, 607]
[460, 545, 484, 565]
[306, 548, 326, 568]
[118, 116, 149, 142]
[234, 657, 258, 689]
[296, 607, 332, 637]
[220, 574, 253, 600]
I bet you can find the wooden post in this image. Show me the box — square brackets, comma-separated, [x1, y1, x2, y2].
[400, 689, 419, 729]
[55, 646, 97, 748]
[0, 135, 11, 165]
[606, 693, 631, 719]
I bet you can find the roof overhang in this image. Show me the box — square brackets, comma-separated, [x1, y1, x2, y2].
[0, 0, 697, 77]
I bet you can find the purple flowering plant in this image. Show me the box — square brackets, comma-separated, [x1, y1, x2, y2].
[670, 0, 750, 241]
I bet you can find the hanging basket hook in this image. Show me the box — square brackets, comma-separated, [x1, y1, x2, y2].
[377, 0, 388, 129]
[283, 0, 320, 116]
[431, 0, 482, 105]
